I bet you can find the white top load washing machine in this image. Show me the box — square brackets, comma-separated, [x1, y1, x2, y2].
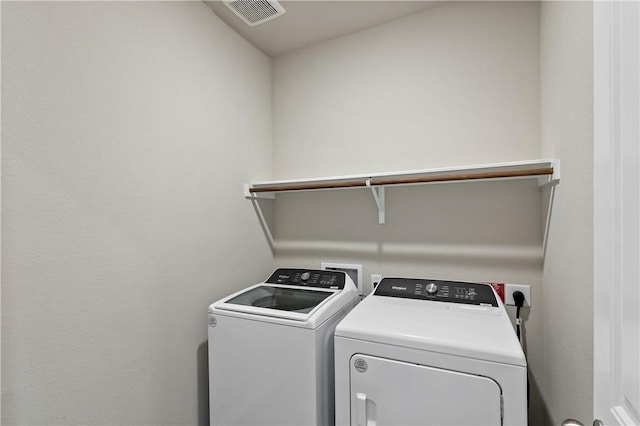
[208, 268, 359, 426]
[334, 277, 527, 426]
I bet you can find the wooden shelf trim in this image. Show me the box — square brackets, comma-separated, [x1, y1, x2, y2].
[249, 167, 554, 194]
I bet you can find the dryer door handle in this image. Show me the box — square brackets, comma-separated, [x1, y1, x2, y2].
[356, 393, 368, 426]
[356, 393, 376, 426]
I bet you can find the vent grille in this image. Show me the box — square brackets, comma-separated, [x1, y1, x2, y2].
[224, 0, 286, 27]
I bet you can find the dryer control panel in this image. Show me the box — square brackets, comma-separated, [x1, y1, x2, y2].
[266, 268, 346, 289]
[374, 277, 498, 307]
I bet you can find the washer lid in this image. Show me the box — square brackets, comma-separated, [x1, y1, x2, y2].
[225, 285, 335, 314]
[213, 284, 340, 321]
[210, 268, 359, 326]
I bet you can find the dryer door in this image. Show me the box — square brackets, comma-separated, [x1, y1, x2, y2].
[349, 354, 503, 426]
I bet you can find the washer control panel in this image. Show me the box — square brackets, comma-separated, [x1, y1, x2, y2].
[374, 277, 498, 307]
[266, 268, 346, 289]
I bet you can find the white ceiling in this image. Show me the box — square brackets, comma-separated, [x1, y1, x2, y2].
[204, 1, 444, 57]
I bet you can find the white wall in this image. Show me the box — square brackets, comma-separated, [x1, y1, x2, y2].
[540, 2, 594, 424]
[273, 1, 540, 179]
[272, 2, 547, 423]
[0, 2, 596, 425]
[1, 2, 273, 424]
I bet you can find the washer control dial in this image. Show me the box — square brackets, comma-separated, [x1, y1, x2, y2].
[300, 271, 311, 282]
[426, 282, 438, 295]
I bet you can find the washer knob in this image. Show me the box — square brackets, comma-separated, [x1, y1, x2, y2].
[426, 282, 438, 295]
[300, 272, 311, 282]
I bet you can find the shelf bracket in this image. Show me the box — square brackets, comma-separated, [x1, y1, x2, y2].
[244, 184, 275, 199]
[538, 159, 560, 187]
[366, 179, 385, 224]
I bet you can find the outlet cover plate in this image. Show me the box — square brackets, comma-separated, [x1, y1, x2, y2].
[371, 274, 382, 292]
[505, 284, 531, 307]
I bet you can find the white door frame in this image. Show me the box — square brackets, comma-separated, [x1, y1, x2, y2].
[593, 1, 640, 425]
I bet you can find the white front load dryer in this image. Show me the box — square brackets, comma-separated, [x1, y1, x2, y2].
[208, 268, 359, 426]
[334, 277, 527, 426]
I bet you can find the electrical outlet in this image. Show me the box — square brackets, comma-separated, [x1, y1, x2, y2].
[371, 274, 382, 291]
[505, 284, 531, 307]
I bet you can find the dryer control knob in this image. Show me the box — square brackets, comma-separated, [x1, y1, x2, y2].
[300, 272, 311, 282]
[426, 282, 438, 295]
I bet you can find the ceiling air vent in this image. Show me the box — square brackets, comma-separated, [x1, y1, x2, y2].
[223, 0, 286, 27]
